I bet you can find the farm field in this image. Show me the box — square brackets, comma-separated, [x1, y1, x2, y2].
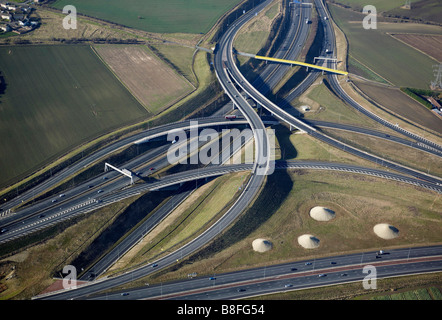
[52, 0, 243, 34]
[352, 80, 442, 134]
[390, 34, 442, 62]
[386, 0, 442, 24]
[0, 45, 147, 188]
[329, 4, 438, 89]
[330, 0, 413, 12]
[94, 45, 194, 114]
[333, 0, 442, 24]
[149, 44, 198, 86]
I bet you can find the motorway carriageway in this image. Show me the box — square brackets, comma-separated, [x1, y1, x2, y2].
[221, 0, 442, 187]
[82, 245, 442, 300]
[37, 0, 442, 300]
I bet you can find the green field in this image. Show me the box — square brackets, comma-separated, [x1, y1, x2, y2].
[0, 45, 147, 187]
[332, 0, 416, 12]
[329, 4, 437, 88]
[52, 0, 243, 34]
[334, 0, 442, 24]
[386, 0, 442, 24]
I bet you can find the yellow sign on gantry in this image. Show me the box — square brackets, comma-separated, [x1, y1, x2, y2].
[254, 55, 348, 75]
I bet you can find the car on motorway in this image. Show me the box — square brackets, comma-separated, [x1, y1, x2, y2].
[97, 189, 103, 193]
[237, 288, 246, 292]
[121, 292, 129, 296]
[284, 284, 293, 288]
[51, 199, 57, 203]
[152, 263, 158, 268]
[305, 262, 312, 265]
[209, 277, 216, 280]
[330, 261, 336, 265]
[318, 274, 326, 278]
[291, 267, 297, 271]
[59, 194, 65, 197]
[88, 185, 93, 189]
[1, 228, 7, 233]
[150, 167, 155, 171]
[340, 273, 347, 277]
[38, 214, 45, 218]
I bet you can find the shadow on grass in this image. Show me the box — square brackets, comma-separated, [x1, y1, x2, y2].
[274, 124, 298, 160]
[160, 170, 294, 275]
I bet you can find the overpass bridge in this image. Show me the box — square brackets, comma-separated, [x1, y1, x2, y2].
[236, 51, 348, 75]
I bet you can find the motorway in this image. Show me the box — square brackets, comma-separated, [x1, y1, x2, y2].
[0, 0, 438, 301]
[6, 111, 439, 247]
[32, 0, 275, 300]
[223, 0, 442, 187]
[0, 117, 253, 214]
[84, 245, 442, 300]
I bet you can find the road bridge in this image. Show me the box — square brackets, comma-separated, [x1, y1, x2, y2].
[236, 51, 348, 75]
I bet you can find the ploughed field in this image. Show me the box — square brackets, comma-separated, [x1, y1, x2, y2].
[94, 45, 194, 114]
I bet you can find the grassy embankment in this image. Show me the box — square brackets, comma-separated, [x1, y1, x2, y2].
[233, 0, 282, 66]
